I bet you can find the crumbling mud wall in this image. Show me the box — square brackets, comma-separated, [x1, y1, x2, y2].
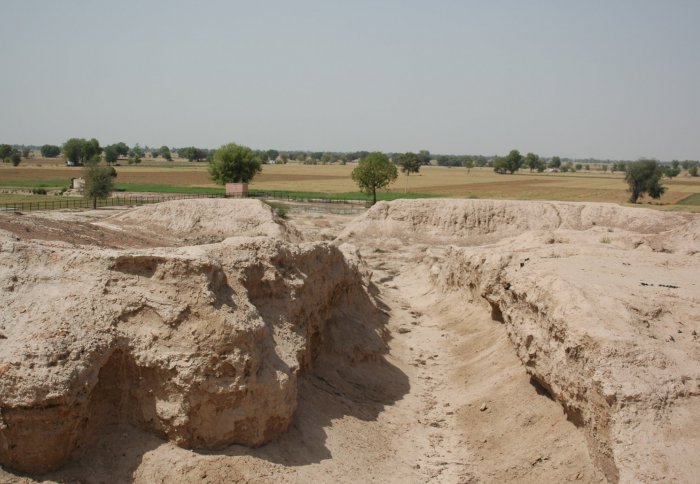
[339, 199, 694, 247]
[0, 229, 381, 473]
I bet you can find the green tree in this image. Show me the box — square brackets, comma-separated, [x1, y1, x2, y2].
[266, 149, 279, 161]
[125, 143, 142, 164]
[178, 146, 207, 162]
[209, 143, 262, 185]
[160, 146, 172, 161]
[549, 156, 561, 169]
[418, 150, 431, 165]
[689, 166, 698, 177]
[493, 157, 508, 174]
[21, 147, 31, 159]
[561, 161, 575, 173]
[9, 151, 21, 166]
[83, 160, 116, 209]
[104, 145, 119, 165]
[40, 144, 61, 157]
[625, 159, 666, 203]
[63, 138, 101, 165]
[114, 142, 129, 157]
[671, 160, 680, 169]
[321, 152, 333, 164]
[496, 149, 522, 174]
[86, 138, 101, 159]
[279, 152, 289, 164]
[398, 152, 421, 193]
[351, 152, 398, 205]
[525, 152, 540, 172]
[464, 159, 475, 173]
[0, 144, 12, 160]
[130, 143, 144, 158]
[63, 138, 83, 165]
[661, 165, 681, 179]
[0, 145, 21, 166]
[150, 147, 160, 158]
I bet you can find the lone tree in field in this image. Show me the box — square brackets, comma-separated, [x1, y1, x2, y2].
[1, 145, 22, 166]
[209, 143, 262, 185]
[160, 146, 172, 161]
[464, 159, 475, 173]
[351, 152, 398, 205]
[40, 144, 61, 158]
[0, 144, 13, 160]
[63, 138, 101, 165]
[103, 145, 119, 165]
[494, 149, 523, 174]
[525, 152, 540, 172]
[83, 160, 117, 209]
[398, 152, 421, 193]
[504, 149, 523, 173]
[624, 159, 666, 203]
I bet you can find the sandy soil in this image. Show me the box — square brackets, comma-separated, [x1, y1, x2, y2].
[2, 199, 697, 483]
[0, 205, 606, 484]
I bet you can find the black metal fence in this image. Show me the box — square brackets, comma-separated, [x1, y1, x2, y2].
[0, 193, 224, 212]
[0, 191, 371, 212]
[249, 191, 371, 208]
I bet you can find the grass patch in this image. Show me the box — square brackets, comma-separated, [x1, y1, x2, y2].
[678, 193, 700, 206]
[0, 179, 70, 189]
[113, 183, 224, 194]
[250, 190, 437, 201]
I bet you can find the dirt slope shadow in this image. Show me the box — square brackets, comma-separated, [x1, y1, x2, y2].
[201, 288, 410, 466]
[0, 238, 409, 483]
[214, 280, 410, 467]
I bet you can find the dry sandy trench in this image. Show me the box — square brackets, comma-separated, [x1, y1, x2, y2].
[0, 198, 698, 483]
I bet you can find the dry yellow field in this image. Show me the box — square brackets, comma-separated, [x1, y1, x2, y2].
[2, 158, 699, 210]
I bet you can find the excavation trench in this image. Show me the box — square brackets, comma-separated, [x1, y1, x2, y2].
[1, 199, 698, 483]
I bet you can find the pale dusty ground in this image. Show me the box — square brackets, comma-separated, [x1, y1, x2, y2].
[0, 206, 606, 483]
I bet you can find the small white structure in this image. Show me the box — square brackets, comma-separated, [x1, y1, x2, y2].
[71, 177, 85, 190]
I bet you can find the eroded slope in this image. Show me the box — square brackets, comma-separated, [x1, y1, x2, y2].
[344, 199, 700, 482]
[0, 223, 382, 473]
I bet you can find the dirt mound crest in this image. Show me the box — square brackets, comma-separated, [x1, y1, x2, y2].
[104, 198, 300, 244]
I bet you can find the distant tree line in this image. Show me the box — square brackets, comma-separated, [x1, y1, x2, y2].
[9, 138, 700, 180]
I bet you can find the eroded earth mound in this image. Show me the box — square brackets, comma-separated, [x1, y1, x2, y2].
[0, 207, 381, 473]
[345, 199, 700, 482]
[103, 198, 301, 244]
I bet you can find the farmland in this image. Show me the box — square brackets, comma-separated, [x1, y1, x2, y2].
[1, 157, 699, 211]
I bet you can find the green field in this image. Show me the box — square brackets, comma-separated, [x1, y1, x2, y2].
[2, 162, 700, 212]
[678, 193, 700, 206]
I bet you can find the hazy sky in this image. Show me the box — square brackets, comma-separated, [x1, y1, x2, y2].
[1, 0, 698, 160]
